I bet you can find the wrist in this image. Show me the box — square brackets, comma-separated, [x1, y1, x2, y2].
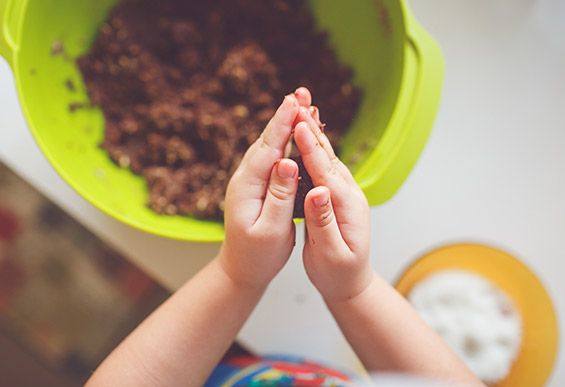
[215, 246, 270, 294]
[323, 269, 379, 308]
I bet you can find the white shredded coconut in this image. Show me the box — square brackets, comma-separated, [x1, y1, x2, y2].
[408, 270, 522, 384]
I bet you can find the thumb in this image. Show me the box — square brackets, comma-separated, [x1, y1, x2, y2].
[304, 186, 350, 253]
[256, 158, 298, 227]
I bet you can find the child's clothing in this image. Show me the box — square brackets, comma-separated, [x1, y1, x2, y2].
[205, 354, 356, 386]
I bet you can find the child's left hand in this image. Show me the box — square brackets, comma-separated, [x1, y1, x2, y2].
[218, 89, 311, 289]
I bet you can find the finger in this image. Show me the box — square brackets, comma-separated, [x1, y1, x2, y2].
[294, 121, 360, 213]
[294, 86, 312, 107]
[287, 86, 312, 159]
[297, 107, 336, 160]
[304, 186, 350, 254]
[240, 94, 299, 182]
[308, 106, 327, 135]
[309, 105, 322, 128]
[256, 158, 299, 228]
[292, 87, 312, 127]
[262, 94, 300, 150]
[293, 121, 335, 186]
[297, 107, 356, 186]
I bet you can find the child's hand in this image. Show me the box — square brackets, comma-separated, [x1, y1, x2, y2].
[294, 108, 373, 303]
[218, 89, 311, 289]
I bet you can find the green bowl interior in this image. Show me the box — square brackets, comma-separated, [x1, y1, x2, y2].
[16, 0, 404, 241]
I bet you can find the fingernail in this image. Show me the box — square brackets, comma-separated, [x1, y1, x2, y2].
[313, 191, 329, 208]
[277, 159, 297, 179]
[284, 94, 298, 107]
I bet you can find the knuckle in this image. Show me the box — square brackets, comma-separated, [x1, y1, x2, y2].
[326, 162, 339, 176]
[259, 135, 271, 150]
[299, 142, 317, 157]
[314, 203, 334, 228]
[313, 163, 341, 186]
[313, 170, 335, 187]
[268, 181, 295, 202]
[313, 125, 324, 138]
[259, 135, 281, 157]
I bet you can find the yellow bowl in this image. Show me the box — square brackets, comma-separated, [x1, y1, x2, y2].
[395, 243, 559, 387]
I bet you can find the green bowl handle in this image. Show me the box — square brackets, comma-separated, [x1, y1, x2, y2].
[356, 18, 445, 206]
[0, 0, 24, 67]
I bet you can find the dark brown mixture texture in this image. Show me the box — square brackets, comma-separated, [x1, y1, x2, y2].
[78, 0, 361, 221]
[291, 155, 314, 219]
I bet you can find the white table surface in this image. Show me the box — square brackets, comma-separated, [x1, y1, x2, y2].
[1, 0, 564, 384]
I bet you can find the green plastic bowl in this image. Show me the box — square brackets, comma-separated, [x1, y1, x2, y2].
[0, 0, 443, 242]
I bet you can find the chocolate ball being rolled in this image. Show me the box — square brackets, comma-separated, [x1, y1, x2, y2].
[290, 155, 314, 218]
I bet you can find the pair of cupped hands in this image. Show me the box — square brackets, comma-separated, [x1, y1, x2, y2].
[218, 87, 372, 303]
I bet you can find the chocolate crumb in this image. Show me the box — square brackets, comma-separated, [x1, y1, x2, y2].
[65, 79, 76, 92]
[68, 102, 92, 113]
[51, 40, 65, 56]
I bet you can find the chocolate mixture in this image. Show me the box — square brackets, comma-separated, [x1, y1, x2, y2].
[78, 0, 361, 220]
[291, 155, 314, 219]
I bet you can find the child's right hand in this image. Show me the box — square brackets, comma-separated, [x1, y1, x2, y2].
[294, 108, 374, 304]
